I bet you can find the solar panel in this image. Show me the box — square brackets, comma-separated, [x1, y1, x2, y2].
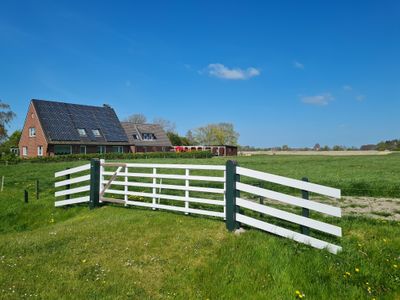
[33, 100, 128, 143]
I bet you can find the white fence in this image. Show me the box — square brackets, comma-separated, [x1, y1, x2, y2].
[54, 160, 342, 254]
[234, 166, 342, 254]
[54, 163, 91, 207]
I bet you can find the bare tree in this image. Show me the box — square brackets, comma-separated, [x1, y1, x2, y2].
[153, 117, 176, 133]
[0, 100, 16, 141]
[124, 113, 147, 124]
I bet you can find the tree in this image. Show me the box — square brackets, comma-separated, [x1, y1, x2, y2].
[282, 145, 289, 151]
[193, 123, 239, 145]
[185, 130, 196, 145]
[0, 130, 21, 154]
[124, 113, 147, 124]
[167, 132, 190, 146]
[0, 100, 16, 141]
[153, 117, 176, 133]
[313, 143, 321, 151]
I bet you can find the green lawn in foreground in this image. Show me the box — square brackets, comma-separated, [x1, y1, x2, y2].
[0, 155, 399, 299]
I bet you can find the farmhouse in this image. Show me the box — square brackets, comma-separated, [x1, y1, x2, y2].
[121, 122, 172, 153]
[18, 99, 171, 157]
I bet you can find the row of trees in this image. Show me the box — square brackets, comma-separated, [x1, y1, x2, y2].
[124, 114, 239, 146]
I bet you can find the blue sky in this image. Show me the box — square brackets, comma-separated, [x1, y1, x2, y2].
[1, 1, 399, 147]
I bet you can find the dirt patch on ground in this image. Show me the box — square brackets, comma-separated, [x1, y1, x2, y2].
[339, 196, 400, 221]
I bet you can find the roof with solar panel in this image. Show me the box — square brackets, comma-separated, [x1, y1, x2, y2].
[32, 99, 129, 144]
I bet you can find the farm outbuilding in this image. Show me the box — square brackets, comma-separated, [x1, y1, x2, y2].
[174, 145, 237, 156]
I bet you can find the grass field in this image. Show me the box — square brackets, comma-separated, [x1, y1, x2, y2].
[0, 155, 399, 299]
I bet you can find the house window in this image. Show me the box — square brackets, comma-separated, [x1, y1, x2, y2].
[92, 129, 101, 137]
[54, 145, 72, 155]
[37, 146, 43, 156]
[80, 145, 86, 154]
[97, 146, 106, 154]
[132, 134, 139, 140]
[142, 133, 156, 140]
[112, 146, 124, 153]
[29, 127, 36, 137]
[77, 128, 87, 136]
[22, 146, 28, 156]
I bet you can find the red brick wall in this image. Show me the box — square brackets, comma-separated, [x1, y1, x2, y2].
[18, 103, 48, 158]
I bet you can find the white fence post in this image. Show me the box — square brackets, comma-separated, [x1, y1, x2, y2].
[152, 168, 157, 210]
[124, 166, 128, 206]
[185, 168, 189, 215]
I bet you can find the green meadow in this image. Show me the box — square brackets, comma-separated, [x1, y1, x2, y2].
[0, 154, 399, 299]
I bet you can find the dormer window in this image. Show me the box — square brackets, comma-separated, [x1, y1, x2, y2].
[142, 133, 156, 140]
[77, 128, 87, 136]
[29, 127, 36, 137]
[132, 134, 139, 140]
[92, 129, 101, 137]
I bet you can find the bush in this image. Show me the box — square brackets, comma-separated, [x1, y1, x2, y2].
[1, 150, 213, 164]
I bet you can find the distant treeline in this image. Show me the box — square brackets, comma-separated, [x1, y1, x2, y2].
[240, 140, 400, 152]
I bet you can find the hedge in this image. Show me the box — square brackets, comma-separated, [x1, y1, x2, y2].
[0, 151, 213, 164]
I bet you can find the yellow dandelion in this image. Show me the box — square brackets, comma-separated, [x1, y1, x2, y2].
[82, 259, 87, 263]
[295, 291, 301, 295]
[355, 268, 360, 273]
[394, 264, 398, 269]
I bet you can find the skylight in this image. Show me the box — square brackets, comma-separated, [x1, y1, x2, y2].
[77, 128, 87, 136]
[92, 129, 101, 137]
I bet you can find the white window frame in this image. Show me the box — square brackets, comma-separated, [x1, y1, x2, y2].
[77, 128, 87, 136]
[37, 146, 43, 156]
[142, 133, 156, 141]
[22, 146, 28, 156]
[80, 145, 87, 154]
[29, 127, 36, 137]
[97, 145, 106, 154]
[112, 146, 124, 153]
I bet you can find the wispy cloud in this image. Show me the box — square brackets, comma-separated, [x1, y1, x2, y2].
[355, 94, 365, 101]
[343, 85, 352, 91]
[204, 63, 261, 80]
[301, 93, 334, 106]
[293, 61, 304, 69]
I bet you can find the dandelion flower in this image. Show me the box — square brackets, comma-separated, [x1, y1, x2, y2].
[355, 268, 360, 273]
[394, 264, 398, 269]
[82, 259, 87, 263]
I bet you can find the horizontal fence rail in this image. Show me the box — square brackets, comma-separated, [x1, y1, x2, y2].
[54, 160, 342, 254]
[54, 163, 91, 207]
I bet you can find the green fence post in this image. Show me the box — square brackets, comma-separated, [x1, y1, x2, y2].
[65, 168, 71, 200]
[301, 177, 310, 235]
[36, 180, 39, 200]
[89, 159, 100, 210]
[226, 160, 239, 231]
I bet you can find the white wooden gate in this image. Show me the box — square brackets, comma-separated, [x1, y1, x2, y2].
[54, 159, 342, 254]
[100, 161, 226, 218]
